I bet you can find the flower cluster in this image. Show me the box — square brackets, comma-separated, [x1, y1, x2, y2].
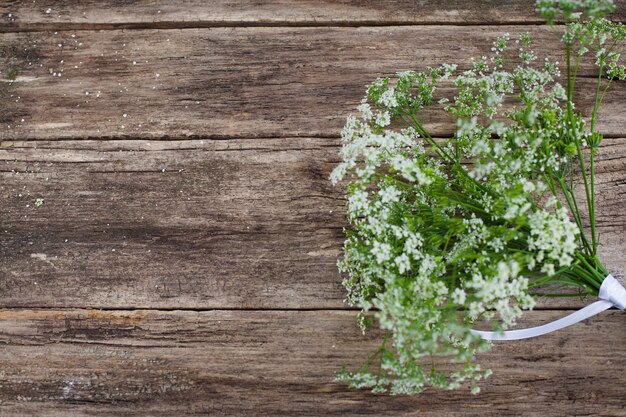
[333, 0, 624, 395]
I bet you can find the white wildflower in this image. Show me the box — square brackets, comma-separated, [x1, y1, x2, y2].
[395, 254, 411, 274]
[371, 241, 392, 264]
[375, 111, 391, 127]
[379, 185, 401, 204]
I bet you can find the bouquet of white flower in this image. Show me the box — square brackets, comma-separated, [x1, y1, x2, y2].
[331, 0, 626, 394]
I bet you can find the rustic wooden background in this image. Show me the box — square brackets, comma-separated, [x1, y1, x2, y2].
[1, 1, 626, 416]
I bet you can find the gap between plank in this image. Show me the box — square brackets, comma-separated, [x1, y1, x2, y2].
[0, 305, 593, 312]
[0, 20, 559, 33]
[2, 131, 625, 143]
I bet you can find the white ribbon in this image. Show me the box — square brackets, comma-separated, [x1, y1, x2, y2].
[471, 274, 626, 341]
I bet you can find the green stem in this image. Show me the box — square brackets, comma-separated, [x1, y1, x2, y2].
[573, 134, 596, 254]
[566, 43, 574, 112]
[554, 176, 592, 253]
[589, 150, 597, 255]
[406, 114, 495, 198]
[564, 42, 595, 255]
[590, 61, 605, 132]
[593, 40, 620, 123]
[596, 78, 613, 119]
[569, 252, 608, 293]
[570, 42, 584, 100]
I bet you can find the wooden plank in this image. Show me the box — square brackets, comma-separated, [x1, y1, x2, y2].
[0, 308, 625, 416]
[1, 27, 626, 141]
[0, 138, 344, 309]
[2, 0, 626, 31]
[1, 138, 624, 309]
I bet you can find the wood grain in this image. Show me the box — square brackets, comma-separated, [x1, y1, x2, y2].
[1, 27, 626, 141]
[0, 308, 625, 416]
[1, 138, 624, 309]
[1, 0, 625, 31]
[0, 138, 342, 309]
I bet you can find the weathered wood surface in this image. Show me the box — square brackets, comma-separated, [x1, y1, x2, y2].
[1, 1, 626, 415]
[1, 138, 624, 309]
[1, 27, 626, 141]
[0, 308, 625, 416]
[1, 0, 625, 31]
